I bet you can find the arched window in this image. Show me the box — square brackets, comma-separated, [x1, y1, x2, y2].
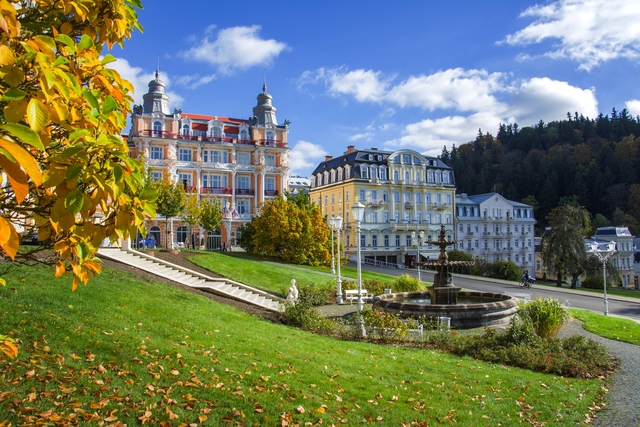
[427, 170, 434, 183]
[379, 167, 387, 180]
[149, 226, 161, 246]
[404, 171, 410, 182]
[239, 129, 249, 141]
[393, 170, 399, 181]
[435, 171, 442, 183]
[345, 165, 351, 179]
[370, 166, 377, 180]
[153, 121, 162, 137]
[181, 124, 189, 136]
[337, 167, 343, 181]
[266, 131, 275, 141]
[443, 171, 450, 184]
[212, 127, 222, 140]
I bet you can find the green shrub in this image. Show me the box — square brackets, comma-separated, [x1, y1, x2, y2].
[279, 302, 336, 334]
[489, 260, 521, 281]
[518, 298, 569, 339]
[581, 275, 611, 290]
[362, 278, 389, 296]
[504, 314, 540, 346]
[294, 282, 334, 306]
[446, 250, 474, 274]
[392, 274, 425, 292]
[361, 309, 410, 342]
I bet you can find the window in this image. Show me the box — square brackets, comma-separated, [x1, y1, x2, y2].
[371, 190, 377, 201]
[266, 131, 275, 141]
[181, 124, 189, 136]
[360, 233, 366, 247]
[379, 167, 387, 180]
[395, 235, 401, 246]
[416, 193, 422, 203]
[324, 195, 328, 206]
[393, 170, 399, 180]
[372, 211, 378, 223]
[151, 171, 162, 182]
[203, 150, 228, 163]
[426, 213, 431, 223]
[360, 165, 368, 179]
[403, 154, 411, 164]
[236, 200, 249, 214]
[203, 174, 227, 188]
[435, 171, 442, 183]
[359, 190, 365, 201]
[405, 171, 410, 182]
[370, 166, 377, 179]
[394, 212, 400, 222]
[384, 211, 389, 222]
[265, 177, 275, 191]
[330, 170, 335, 183]
[331, 194, 335, 205]
[239, 129, 249, 141]
[265, 154, 276, 166]
[443, 171, 450, 184]
[384, 235, 389, 246]
[446, 194, 451, 204]
[427, 170, 434, 183]
[179, 173, 191, 186]
[345, 166, 351, 179]
[372, 234, 378, 247]
[237, 176, 250, 189]
[416, 212, 421, 222]
[393, 191, 400, 202]
[150, 146, 163, 160]
[237, 152, 251, 165]
[176, 226, 188, 245]
[346, 235, 350, 247]
[179, 148, 192, 162]
[404, 191, 411, 202]
[406, 235, 412, 246]
[211, 127, 222, 138]
[346, 190, 350, 202]
[153, 121, 162, 135]
[338, 168, 343, 181]
[383, 191, 389, 202]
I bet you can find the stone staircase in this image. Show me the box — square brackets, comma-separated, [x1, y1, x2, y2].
[98, 247, 282, 312]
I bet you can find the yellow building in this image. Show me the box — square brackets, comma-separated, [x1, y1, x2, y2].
[310, 146, 456, 267]
[128, 71, 290, 249]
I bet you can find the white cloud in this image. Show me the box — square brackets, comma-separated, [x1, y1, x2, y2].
[108, 58, 184, 109]
[180, 25, 288, 74]
[508, 77, 598, 125]
[386, 68, 507, 112]
[626, 100, 640, 118]
[349, 132, 374, 142]
[174, 74, 217, 89]
[383, 112, 502, 156]
[326, 68, 391, 102]
[501, 0, 640, 71]
[289, 141, 328, 175]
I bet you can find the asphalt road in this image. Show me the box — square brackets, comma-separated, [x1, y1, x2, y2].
[351, 262, 640, 322]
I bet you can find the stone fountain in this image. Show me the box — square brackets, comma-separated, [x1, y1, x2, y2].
[371, 225, 518, 329]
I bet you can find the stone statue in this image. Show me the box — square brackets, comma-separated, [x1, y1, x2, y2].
[286, 279, 299, 304]
[283, 119, 291, 128]
[281, 152, 289, 166]
[133, 104, 143, 115]
[167, 143, 176, 160]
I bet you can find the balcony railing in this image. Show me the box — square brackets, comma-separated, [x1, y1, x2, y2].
[235, 188, 255, 196]
[200, 187, 232, 195]
[137, 131, 287, 148]
[264, 190, 278, 197]
[255, 139, 287, 148]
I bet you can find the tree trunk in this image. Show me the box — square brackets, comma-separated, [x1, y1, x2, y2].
[556, 271, 563, 287]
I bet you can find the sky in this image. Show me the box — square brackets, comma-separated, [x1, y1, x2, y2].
[110, 0, 640, 178]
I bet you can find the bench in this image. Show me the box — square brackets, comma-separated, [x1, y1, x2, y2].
[503, 291, 532, 304]
[345, 289, 373, 304]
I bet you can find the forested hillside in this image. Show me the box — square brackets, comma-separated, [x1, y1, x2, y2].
[441, 108, 640, 232]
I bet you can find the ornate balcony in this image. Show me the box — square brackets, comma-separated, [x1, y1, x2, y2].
[200, 187, 232, 195]
[264, 190, 278, 197]
[137, 130, 175, 139]
[235, 188, 255, 196]
[255, 139, 287, 148]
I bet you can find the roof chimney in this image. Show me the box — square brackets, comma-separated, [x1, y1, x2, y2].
[371, 147, 378, 151]
[346, 145, 355, 153]
[325, 155, 333, 161]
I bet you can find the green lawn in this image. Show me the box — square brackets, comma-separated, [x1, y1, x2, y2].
[0, 263, 605, 425]
[189, 252, 401, 296]
[569, 309, 640, 345]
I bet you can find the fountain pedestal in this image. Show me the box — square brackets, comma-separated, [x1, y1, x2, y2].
[428, 285, 461, 305]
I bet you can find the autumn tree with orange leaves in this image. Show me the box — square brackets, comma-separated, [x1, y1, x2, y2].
[0, 0, 153, 357]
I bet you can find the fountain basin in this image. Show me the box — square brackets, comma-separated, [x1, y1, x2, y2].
[372, 291, 519, 329]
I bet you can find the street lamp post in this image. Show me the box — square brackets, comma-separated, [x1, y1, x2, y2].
[329, 216, 336, 275]
[411, 230, 425, 282]
[225, 201, 232, 251]
[334, 216, 343, 304]
[351, 202, 366, 337]
[586, 240, 616, 316]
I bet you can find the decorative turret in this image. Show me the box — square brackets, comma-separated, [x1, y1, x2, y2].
[142, 68, 171, 115]
[252, 81, 277, 126]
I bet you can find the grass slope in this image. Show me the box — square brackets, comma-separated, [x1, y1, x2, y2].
[0, 264, 604, 425]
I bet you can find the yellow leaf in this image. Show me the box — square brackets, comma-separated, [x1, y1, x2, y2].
[0, 277, 5, 286]
[0, 217, 19, 260]
[4, 99, 27, 123]
[1, 340, 18, 358]
[71, 274, 79, 292]
[26, 98, 50, 132]
[0, 139, 43, 186]
[54, 260, 65, 278]
[2, 65, 24, 87]
[0, 45, 15, 66]
[0, 153, 29, 203]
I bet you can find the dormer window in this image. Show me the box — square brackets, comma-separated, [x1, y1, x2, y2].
[337, 167, 343, 181]
[181, 124, 189, 136]
[211, 127, 222, 140]
[266, 131, 275, 141]
[360, 165, 368, 179]
[240, 129, 249, 141]
[379, 166, 387, 180]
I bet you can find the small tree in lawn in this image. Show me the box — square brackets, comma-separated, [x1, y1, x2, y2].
[241, 192, 330, 265]
[182, 194, 201, 248]
[199, 199, 223, 250]
[154, 179, 186, 249]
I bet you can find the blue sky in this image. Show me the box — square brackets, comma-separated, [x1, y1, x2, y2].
[110, 0, 640, 178]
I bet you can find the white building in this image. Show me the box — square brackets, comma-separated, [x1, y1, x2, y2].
[589, 227, 635, 289]
[455, 193, 536, 275]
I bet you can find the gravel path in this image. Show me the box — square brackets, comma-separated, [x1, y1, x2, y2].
[557, 319, 640, 426]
